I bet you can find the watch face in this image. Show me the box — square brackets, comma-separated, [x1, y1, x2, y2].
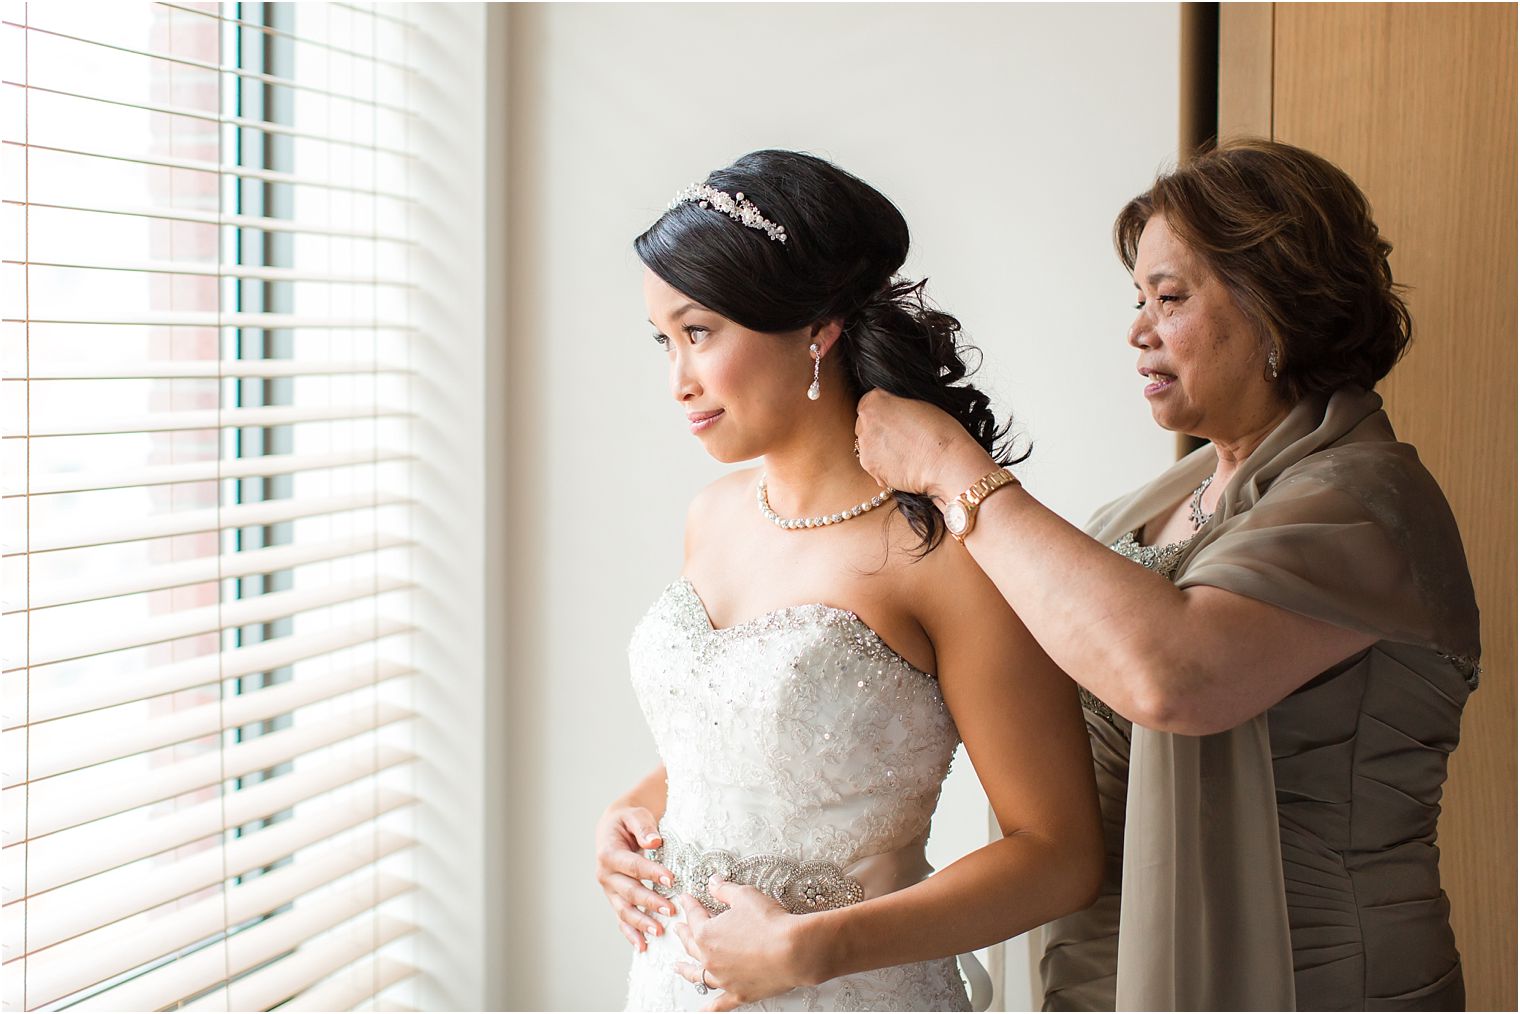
[944, 500, 969, 535]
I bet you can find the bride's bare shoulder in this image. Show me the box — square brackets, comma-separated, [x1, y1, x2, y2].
[900, 516, 1020, 627]
[686, 467, 759, 522]
[683, 467, 760, 557]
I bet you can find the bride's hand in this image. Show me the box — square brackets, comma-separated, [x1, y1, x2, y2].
[593, 805, 676, 952]
[671, 878, 821, 1012]
[855, 389, 995, 501]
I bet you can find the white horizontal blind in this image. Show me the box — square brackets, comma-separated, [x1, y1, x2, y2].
[2, 2, 419, 1010]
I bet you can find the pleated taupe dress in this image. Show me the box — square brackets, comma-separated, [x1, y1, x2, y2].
[1039, 387, 1481, 1012]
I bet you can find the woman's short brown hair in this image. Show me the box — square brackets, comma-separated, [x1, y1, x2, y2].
[1115, 138, 1411, 401]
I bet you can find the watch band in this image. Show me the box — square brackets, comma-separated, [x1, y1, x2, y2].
[945, 466, 1018, 543]
[962, 467, 1017, 508]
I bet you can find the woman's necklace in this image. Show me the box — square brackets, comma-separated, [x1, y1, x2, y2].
[757, 475, 893, 531]
[1188, 473, 1215, 530]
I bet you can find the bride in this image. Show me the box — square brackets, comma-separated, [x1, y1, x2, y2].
[596, 150, 1102, 1011]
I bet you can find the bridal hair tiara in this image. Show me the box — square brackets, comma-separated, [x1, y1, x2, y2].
[668, 183, 788, 244]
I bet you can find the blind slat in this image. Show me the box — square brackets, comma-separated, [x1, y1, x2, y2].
[13, 574, 410, 673]
[9, 447, 411, 497]
[22, 789, 415, 950]
[3, 22, 417, 115]
[19, 831, 414, 1008]
[7, 140, 415, 201]
[333, 1, 414, 27]
[16, 617, 412, 732]
[25, 659, 411, 783]
[183, 916, 415, 1013]
[21, 359, 411, 381]
[284, 954, 418, 1013]
[3, 198, 414, 243]
[9, 490, 405, 556]
[13, 402, 408, 439]
[156, 1, 417, 71]
[10, 732, 416, 845]
[7, 310, 414, 330]
[67, 873, 413, 1012]
[2, 80, 420, 157]
[11, 532, 409, 612]
[14, 705, 416, 893]
[5, 256, 415, 285]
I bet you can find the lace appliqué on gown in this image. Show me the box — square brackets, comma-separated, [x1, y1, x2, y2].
[624, 579, 971, 1012]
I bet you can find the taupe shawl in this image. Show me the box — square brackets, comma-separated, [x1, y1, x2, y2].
[1081, 385, 1480, 1011]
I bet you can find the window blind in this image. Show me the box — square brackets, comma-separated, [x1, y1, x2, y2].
[2, 2, 419, 1009]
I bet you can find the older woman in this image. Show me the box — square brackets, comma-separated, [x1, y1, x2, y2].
[864, 138, 1482, 1011]
[677, 140, 1480, 1012]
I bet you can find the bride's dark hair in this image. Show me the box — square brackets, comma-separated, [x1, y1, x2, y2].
[634, 149, 1025, 555]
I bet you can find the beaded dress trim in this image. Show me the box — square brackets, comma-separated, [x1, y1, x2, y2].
[1109, 529, 1195, 580]
[648, 831, 866, 915]
[669, 577, 934, 679]
[1441, 652, 1482, 690]
[1080, 530, 1198, 723]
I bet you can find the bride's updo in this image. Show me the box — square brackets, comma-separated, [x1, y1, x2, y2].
[634, 149, 1022, 555]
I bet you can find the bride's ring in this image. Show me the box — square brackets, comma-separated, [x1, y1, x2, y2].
[694, 966, 711, 995]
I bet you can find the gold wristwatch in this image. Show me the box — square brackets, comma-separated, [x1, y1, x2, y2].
[942, 467, 1018, 543]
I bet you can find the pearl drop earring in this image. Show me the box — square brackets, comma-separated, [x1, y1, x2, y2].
[807, 343, 822, 400]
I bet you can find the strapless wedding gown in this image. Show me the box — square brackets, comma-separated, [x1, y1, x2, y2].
[624, 578, 974, 1012]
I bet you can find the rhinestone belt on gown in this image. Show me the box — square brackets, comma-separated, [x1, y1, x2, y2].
[649, 826, 994, 1008]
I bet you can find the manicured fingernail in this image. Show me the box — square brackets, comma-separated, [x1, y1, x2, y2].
[664, 905, 675, 916]
[660, 875, 673, 887]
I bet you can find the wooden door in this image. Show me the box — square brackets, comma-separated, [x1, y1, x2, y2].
[1221, 4, 1517, 1008]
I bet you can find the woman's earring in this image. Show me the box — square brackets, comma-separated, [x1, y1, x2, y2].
[1267, 346, 1281, 379]
[807, 343, 822, 400]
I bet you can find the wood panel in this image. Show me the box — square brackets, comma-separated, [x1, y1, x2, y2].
[1218, 2, 1273, 140]
[1271, 5, 1518, 1010]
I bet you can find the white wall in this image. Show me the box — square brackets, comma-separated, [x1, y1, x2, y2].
[497, 4, 1179, 1008]
[402, 3, 495, 1010]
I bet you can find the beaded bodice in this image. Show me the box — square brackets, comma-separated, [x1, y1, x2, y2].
[1110, 528, 1195, 579]
[627, 578, 960, 867]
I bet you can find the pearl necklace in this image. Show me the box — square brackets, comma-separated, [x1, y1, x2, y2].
[756, 475, 893, 531]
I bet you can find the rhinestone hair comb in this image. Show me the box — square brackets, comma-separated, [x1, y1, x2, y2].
[668, 183, 788, 244]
